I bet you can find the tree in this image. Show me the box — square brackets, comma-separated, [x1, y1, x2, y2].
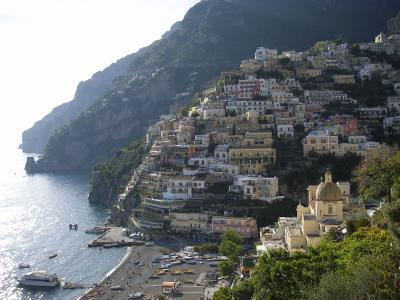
[218, 259, 235, 277]
[219, 230, 244, 261]
[193, 243, 219, 255]
[221, 229, 243, 245]
[190, 111, 200, 118]
[355, 145, 400, 202]
[306, 261, 391, 300]
[212, 287, 232, 300]
[180, 106, 189, 117]
[385, 200, 400, 242]
[232, 280, 254, 300]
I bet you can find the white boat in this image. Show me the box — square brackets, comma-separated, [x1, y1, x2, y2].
[18, 272, 60, 287]
[128, 291, 144, 299]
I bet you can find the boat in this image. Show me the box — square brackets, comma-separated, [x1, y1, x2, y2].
[84, 226, 110, 234]
[48, 254, 57, 259]
[110, 285, 124, 291]
[18, 263, 31, 269]
[128, 291, 144, 299]
[62, 282, 84, 289]
[18, 272, 60, 287]
[145, 242, 154, 247]
[155, 270, 165, 276]
[183, 279, 194, 284]
[171, 269, 182, 275]
[69, 224, 78, 230]
[103, 243, 117, 249]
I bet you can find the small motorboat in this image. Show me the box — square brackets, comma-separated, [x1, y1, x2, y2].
[18, 263, 31, 269]
[69, 224, 78, 230]
[49, 254, 57, 259]
[128, 291, 144, 299]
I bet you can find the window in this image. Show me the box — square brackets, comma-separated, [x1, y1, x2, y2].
[328, 205, 333, 215]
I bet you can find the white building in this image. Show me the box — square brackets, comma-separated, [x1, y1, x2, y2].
[387, 96, 400, 113]
[339, 136, 380, 157]
[255, 47, 278, 61]
[194, 134, 210, 148]
[304, 90, 348, 105]
[229, 175, 282, 202]
[214, 144, 230, 162]
[303, 130, 339, 157]
[163, 176, 193, 200]
[277, 124, 294, 138]
[280, 50, 304, 62]
[394, 83, 400, 96]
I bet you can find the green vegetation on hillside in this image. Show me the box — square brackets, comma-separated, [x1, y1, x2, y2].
[356, 145, 400, 203]
[388, 11, 400, 34]
[88, 139, 147, 207]
[214, 221, 400, 300]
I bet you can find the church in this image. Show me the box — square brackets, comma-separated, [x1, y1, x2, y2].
[285, 169, 350, 250]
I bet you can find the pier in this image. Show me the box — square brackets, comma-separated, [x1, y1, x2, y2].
[87, 227, 141, 248]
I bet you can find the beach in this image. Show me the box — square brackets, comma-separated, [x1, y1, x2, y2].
[80, 234, 221, 300]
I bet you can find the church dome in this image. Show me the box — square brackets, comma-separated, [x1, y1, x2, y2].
[316, 170, 342, 201]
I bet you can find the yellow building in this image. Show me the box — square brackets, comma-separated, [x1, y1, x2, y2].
[241, 131, 273, 147]
[285, 170, 345, 251]
[333, 74, 356, 85]
[229, 146, 276, 175]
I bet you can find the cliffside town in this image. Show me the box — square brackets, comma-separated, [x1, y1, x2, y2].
[102, 32, 400, 254]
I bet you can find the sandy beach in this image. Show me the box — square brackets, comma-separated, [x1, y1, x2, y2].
[79, 234, 217, 300]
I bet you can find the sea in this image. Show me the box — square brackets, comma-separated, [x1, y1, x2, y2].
[0, 142, 126, 300]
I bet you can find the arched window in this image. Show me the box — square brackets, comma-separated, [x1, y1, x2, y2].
[328, 205, 333, 215]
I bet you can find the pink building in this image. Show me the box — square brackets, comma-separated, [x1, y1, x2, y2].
[328, 115, 358, 136]
[212, 217, 258, 238]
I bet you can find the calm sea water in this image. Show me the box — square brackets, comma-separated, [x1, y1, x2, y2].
[0, 145, 125, 300]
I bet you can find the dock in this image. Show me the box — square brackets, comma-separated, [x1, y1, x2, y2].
[87, 227, 141, 248]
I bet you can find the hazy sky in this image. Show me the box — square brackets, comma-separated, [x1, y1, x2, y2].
[0, 0, 199, 145]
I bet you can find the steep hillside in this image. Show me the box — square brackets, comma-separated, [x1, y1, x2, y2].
[21, 52, 139, 153]
[25, 0, 400, 171]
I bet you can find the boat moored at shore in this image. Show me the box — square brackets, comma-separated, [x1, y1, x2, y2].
[18, 272, 60, 288]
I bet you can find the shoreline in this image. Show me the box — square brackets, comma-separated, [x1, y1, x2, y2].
[78, 246, 135, 300]
[74, 233, 220, 300]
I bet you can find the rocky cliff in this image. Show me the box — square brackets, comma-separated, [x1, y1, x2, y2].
[23, 0, 400, 171]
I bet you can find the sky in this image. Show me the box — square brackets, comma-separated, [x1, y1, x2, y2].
[0, 0, 200, 146]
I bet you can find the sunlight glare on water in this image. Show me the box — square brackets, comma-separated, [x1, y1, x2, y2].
[0, 144, 125, 300]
